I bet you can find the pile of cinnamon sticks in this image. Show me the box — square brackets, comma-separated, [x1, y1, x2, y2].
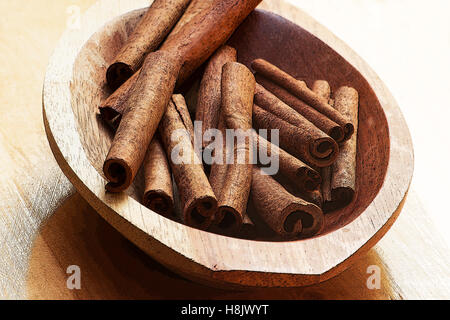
[97, 0, 360, 241]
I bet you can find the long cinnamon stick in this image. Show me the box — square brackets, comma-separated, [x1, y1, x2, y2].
[106, 0, 192, 90]
[103, 51, 181, 192]
[211, 62, 255, 232]
[160, 0, 262, 85]
[143, 137, 174, 217]
[99, 0, 209, 121]
[251, 167, 324, 239]
[254, 133, 321, 192]
[255, 75, 344, 142]
[252, 59, 354, 141]
[325, 86, 359, 212]
[99, 0, 261, 122]
[196, 46, 237, 150]
[252, 104, 339, 167]
[159, 98, 217, 229]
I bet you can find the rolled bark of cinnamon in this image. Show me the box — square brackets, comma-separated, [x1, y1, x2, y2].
[251, 167, 324, 239]
[160, 0, 262, 85]
[103, 51, 181, 193]
[255, 75, 344, 143]
[254, 133, 321, 192]
[252, 104, 339, 167]
[100, 0, 261, 123]
[196, 46, 237, 150]
[208, 114, 227, 194]
[143, 137, 174, 217]
[252, 59, 354, 141]
[171, 94, 195, 145]
[211, 62, 255, 232]
[99, 71, 139, 126]
[171, 93, 204, 170]
[159, 98, 217, 229]
[312, 80, 333, 209]
[324, 86, 359, 212]
[106, 0, 192, 90]
[166, 0, 215, 40]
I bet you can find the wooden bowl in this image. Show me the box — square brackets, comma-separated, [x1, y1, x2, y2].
[43, 0, 413, 288]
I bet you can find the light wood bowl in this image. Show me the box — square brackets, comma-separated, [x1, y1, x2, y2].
[43, 0, 413, 288]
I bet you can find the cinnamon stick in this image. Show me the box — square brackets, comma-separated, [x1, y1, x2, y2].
[211, 62, 255, 232]
[312, 80, 333, 208]
[159, 98, 217, 229]
[103, 51, 181, 193]
[171, 94, 195, 145]
[254, 133, 321, 192]
[255, 75, 344, 143]
[99, 71, 139, 126]
[106, 0, 192, 90]
[251, 167, 324, 239]
[160, 0, 262, 85]
[99, 0, 261, 122]
[99, 0, 209, 121]
[324, 86, 359, 212]
[252, 59, 354, 141]
[196, 46, 237, 150]
[252, 104, 339, 167]
[143, 137, 174, 217]
[166, 0, 215, 40]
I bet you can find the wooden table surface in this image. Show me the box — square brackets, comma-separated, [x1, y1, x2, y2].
[1, 0, 449, 299]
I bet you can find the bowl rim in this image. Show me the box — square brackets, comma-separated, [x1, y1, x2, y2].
[42, 0, 414, 288]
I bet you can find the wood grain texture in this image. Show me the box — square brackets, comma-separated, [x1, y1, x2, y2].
[0, 0, 449, 299]
[26, 190, 450, 299]
[42, 0, 413, 288]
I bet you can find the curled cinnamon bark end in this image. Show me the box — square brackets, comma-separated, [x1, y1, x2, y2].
[196, 45, 237, 150]
[159, 98, 217, 230]
[211, 62, 255, 232]
[99, 71, 139, 124]
[252, 59, 354, 142]
[185, 195, 217, 229]
[103, 51, 181, 193]
[142, 138, 174, 217]
[255, 75, 344, 142]
[106, 0, 192, 89]
[215, 207, 244, 232]
[251, 167, 323, 239]
[144, 191, 174, 216]
[107, 62, 134, 92]
[253, 104, 338, 167]
[103, 158, 133, 193]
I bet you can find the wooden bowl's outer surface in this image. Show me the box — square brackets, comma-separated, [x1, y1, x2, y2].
[43, 0, 413, 288]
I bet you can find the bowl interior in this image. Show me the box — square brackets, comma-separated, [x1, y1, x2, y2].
[70, 8, 390, 238]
